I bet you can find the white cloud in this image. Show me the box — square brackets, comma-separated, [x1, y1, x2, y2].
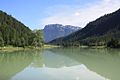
[41, 0, 120, 28]
[103, 0, 111, 2]
[75, 12, 80, 16]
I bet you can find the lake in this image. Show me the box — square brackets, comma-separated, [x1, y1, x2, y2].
[0, 48, 120, 80]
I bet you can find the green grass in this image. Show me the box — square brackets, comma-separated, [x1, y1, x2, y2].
[43, 44, 60, 49]
[0, 45, 60, 52]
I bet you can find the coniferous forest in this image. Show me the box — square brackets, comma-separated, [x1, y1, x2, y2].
[0, 8, 120, 48]
[49, 9, 120, 48]
[0, 10, 43, 48]
[1, 0, 120, 80]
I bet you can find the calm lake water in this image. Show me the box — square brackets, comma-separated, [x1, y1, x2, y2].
[0, 48, 120, 80]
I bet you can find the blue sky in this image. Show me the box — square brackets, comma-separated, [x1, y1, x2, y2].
[0, 0, 120, 30]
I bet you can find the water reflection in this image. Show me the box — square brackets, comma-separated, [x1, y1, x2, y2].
[0, 48, 120, 80]
[12, 64, 107, 80]
[40, 50, 80, 68]
[0, 50, 42, 80]
[47, 48, 120, 80]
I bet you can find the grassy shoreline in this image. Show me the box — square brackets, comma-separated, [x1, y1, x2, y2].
[0, 45, 60, 52]
[65, 45, 106, 49]
[0, 44, 117, 52]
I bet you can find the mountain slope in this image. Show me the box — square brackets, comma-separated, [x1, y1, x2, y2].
[43, 24, 81, 42]
[0, 10, 36, 47]
[49, 9, 120, 46]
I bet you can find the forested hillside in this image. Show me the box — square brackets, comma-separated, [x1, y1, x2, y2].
[49, 9, 120, 48]
[0, 10, 43, 47]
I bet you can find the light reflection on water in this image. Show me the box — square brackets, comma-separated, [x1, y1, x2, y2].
[11, 64, 108, 80]
[0, 48, 120, 80]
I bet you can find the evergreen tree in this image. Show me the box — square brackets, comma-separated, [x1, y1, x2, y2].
[0, 10, 44, 47]
[107, 38, 120, 48]
[0, 37, 4, 47]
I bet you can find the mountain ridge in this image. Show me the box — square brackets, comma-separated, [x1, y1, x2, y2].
[43, 24, 81, 42]
[49, 8, 120, 47]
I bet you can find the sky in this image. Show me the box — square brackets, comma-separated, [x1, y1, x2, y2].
[0, 0, 120, 30]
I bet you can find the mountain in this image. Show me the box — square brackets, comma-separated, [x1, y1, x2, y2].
[49, 9, 120, 47]
[0, 10, 43, 47]
[43, 24, 81, 42]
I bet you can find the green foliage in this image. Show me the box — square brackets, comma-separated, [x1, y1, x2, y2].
[32, 30, 44, 47]
[107, 38, 120, 48]
[0, 10, 44, 47]
[49, 9, 120, 48]
[0, 37, 4, 47]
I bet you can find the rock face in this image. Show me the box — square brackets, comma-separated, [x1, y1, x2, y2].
[43, 24, 81, 42]
[49, 8, 120, 46]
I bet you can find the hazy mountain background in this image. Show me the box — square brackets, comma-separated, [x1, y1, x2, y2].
[43, 24, 81, 42]
[49, 8, 120, 47]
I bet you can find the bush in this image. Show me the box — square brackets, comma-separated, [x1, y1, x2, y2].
[107, 38, 120, 48]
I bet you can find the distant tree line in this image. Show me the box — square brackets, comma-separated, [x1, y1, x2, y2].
[49, 9, 120, 48]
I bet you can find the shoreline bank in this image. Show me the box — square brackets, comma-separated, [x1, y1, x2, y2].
[0, 45, 60, 52]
